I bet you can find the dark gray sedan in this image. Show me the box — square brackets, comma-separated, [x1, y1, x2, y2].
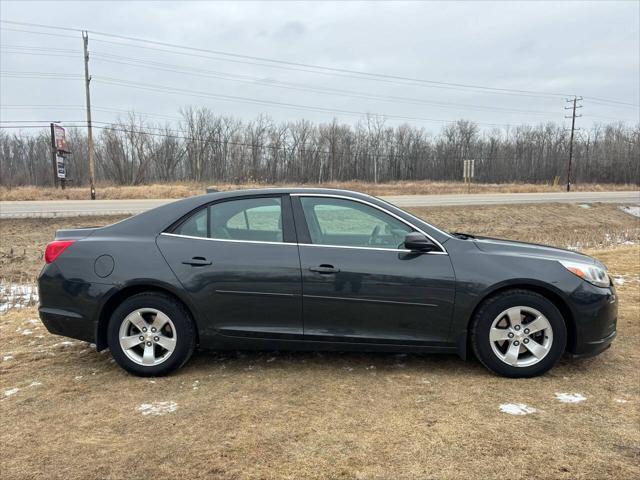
[38, 188, 617, 377]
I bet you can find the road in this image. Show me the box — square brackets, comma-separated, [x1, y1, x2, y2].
[1, 191, 638, 218]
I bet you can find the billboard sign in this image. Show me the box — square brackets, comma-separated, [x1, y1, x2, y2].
[52, 124, 70, 153]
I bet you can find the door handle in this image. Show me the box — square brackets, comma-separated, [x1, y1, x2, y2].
[182, 256, 212, 267]
[309, 264, 340, 274]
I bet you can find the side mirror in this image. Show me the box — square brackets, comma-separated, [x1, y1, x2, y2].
[404, 232, 438, 253]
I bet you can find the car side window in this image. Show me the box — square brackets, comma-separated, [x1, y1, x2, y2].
[210, 197, 283, 242]
[299, 197, 413, 249]
[173, 207, 208, 238]
[173, 197, 284, 242]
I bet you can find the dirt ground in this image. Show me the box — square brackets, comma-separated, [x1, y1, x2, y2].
[0, 244, 638, 479]
[1, 180, 637, 201]
[0, 205, 639, 479]
[1, 203, 638, 284]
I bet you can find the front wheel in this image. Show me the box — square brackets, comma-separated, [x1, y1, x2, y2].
[471, 290, 567, 378]
[107, 292, 196, 376]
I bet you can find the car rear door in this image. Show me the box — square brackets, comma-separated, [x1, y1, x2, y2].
[292, 194, 456, 345]
[156, 194, 303, 342]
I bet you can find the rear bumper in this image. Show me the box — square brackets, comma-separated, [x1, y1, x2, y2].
[37, 263, 114, 344]
[39, 306, 96, 343]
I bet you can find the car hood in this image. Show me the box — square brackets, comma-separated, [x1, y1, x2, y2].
[471, 236, 600, 266]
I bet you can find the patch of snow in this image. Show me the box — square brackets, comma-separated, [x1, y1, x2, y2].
[500, 403, 537, 415]
[2, 355, 14, 361]
[614, 398, 628, 404]
[74, 375, 83, 380]
[137, 401, 177, 416]
[555, 392, 587, 403]
[266, 356, 277, 363]
[0, 283, 38, 314]
[620, 206, 640, 218]
[614, 277, 625, 286]
[21, 329, 33, 336]
[4, 388, 19, 397]
[29, 381, 42, 387]
[578, 203, 591, 209]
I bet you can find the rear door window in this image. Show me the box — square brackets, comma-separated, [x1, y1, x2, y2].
[172, 197, 284, 243]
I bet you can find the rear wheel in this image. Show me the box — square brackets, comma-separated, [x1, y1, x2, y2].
[107, 292, 196, 376]
[471, 289, 566, 378]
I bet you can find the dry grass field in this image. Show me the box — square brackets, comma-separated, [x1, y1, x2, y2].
[1, 204, 639, 479]
[1, 180, 637, 201]
[0, 246, 638, 479]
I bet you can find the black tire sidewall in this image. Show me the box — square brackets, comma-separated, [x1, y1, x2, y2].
[107, 293, 195, 377]
[472, 291, 567, 378]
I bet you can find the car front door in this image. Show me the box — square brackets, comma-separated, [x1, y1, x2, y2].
[156, 195, 302, 342]
[292, 194, 456, 345]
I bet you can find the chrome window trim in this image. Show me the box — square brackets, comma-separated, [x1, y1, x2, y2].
[160, 232, 448, 255]
[299, 243, 446, 254]
[291, 193, 448, 255]
[160, 232, 297, 246]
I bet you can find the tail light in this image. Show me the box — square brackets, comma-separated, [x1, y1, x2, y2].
[44, 240, 75, 264]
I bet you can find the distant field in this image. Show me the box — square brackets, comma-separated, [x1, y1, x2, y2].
[1, 244, 638, 479]
[1, 203, 638, 285]
[1, 181, 637, 201]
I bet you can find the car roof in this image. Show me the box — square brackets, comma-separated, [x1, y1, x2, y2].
[203, 187, 374, 198]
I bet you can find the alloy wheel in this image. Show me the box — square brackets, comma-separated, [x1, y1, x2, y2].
[118, 308, 177, 366]
[489, 306, 553, 368]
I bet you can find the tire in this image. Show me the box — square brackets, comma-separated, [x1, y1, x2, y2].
[471, 289, 567, 378]
[107, 292, 196, 377]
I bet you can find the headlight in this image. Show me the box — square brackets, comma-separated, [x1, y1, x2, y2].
[559, 260, 610, 288]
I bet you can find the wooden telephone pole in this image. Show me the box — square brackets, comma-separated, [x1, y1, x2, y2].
[82, 31, 96, 200]
[564, 96, 582, 192]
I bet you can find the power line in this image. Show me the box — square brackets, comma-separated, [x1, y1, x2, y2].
[0, 19, 576, 99]
[583, 96, 640, 108]
[89, 51, 565, 117]
[3, 21, 638, 109]
[0, 104, 183, 121]
[93, 75, 515, 127]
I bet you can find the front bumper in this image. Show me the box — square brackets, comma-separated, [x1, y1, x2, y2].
[568, 281, 618, 357]
[570, 329, 616, 358]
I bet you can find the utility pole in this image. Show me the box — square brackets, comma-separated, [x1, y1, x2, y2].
[564, 96, 583, 192]
[82, 31, 96, 200]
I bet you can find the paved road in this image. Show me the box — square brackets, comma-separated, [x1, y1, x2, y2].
[1, 191, 638, 218]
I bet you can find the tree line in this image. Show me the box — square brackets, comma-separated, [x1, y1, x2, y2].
[1, 107, 638, 187]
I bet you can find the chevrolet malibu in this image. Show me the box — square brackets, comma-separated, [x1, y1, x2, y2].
[38, 189, 617, 377]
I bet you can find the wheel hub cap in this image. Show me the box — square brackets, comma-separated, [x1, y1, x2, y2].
[489, 306, 553, 368]
[118, 308, 177, 367]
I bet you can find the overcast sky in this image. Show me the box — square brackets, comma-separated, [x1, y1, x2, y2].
[1, 0, 639, 134]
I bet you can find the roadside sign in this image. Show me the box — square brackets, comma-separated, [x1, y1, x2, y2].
[463, 159, 475, 181]
[56, 153, 66, 179]
[52, 124, 70, 153]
